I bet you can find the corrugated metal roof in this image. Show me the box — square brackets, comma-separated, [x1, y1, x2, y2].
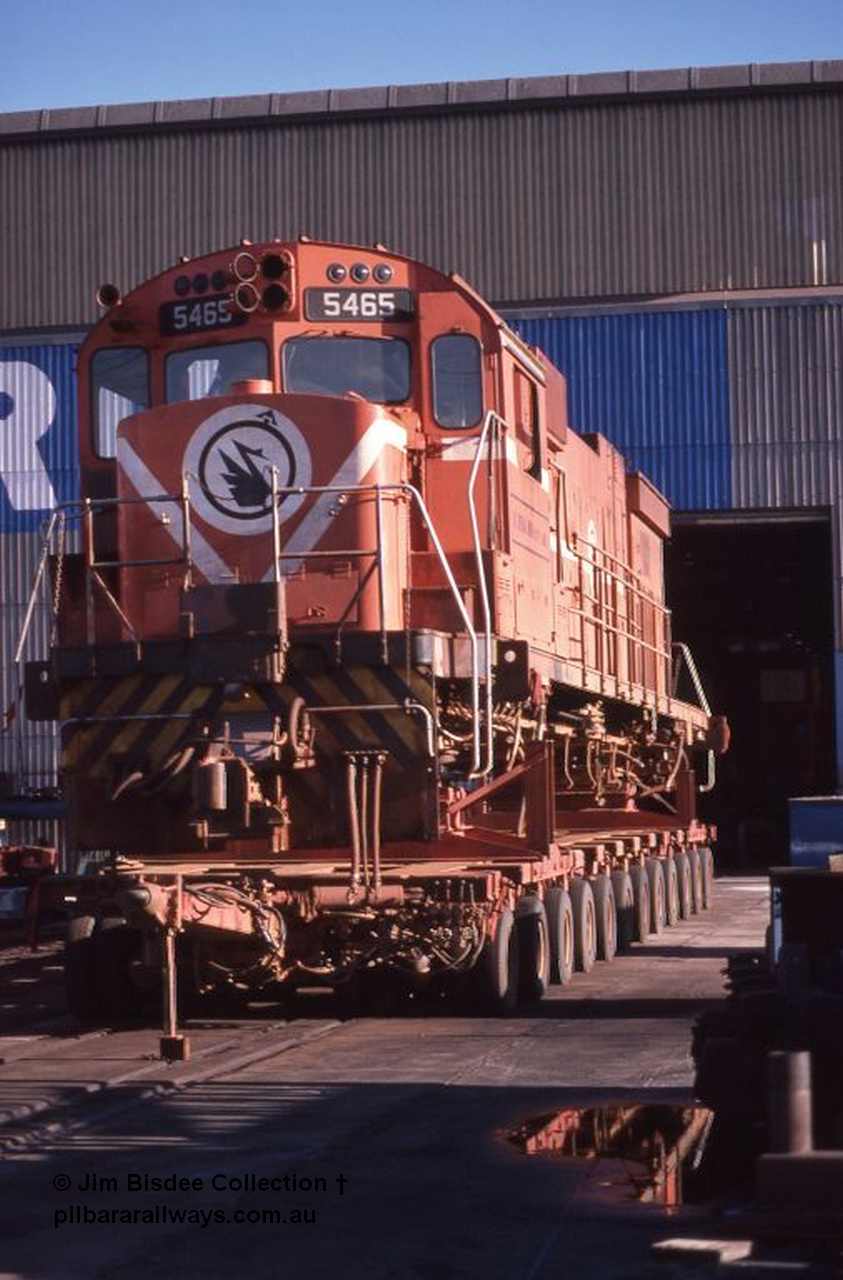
[2, 60, 842, 138]
[510, 310, 731, 510]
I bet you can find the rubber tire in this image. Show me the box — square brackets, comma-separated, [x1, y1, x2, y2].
[664, 856, 680, 927]
[629, 864, 651, 943]
[516, 896, 550, 1002]
[592, 876, 617, 962]
[611, 871, 635, 952]
[646, 858, 666, 935]
[545, 886, 574, 985]
[699, 846, 715, 909]
[687, 847, 703, 913]
[95, 918, 141, 1022]
[673, 849, 693, 919]
[480, 906, 520, 1014]
[65, 915, 100, 1021]
[570, 878, 597, 973]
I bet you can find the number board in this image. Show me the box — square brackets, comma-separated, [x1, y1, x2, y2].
[159, 296, 248, 336]
[304, 288, 415, 322]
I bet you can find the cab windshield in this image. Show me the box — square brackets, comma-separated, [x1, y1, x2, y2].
[282, 336, 410, 404]
[165, 341, 269, 403]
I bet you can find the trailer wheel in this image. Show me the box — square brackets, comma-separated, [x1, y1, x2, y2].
[673, 850, 693, 919]
[699, 846, 715, 908]
[570, 878, 597, 973]
[479, 906, 520, 1014]
[65, 915, 101, 1021]
[687, 847, 703, 913]
[629, 865, 651, 943]
[545, 887, 574, 985]
[95, 919, 142, 1022]
[646, 859, 666, 934]
[609, 872, 633, 952]
[664, 856, 680, 926]
[592, 876, 617, 962]
[516, 896, 550, 1002]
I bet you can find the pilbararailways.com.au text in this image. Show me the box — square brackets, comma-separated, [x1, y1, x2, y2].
[52, 1170, 346, 1229]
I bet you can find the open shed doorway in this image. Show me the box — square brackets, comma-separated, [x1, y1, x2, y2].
[665, 513, 836, 868]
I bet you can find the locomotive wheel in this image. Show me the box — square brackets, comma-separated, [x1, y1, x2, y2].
[687, 848, 704, 913]
[629, 865, 651, 943]
[699, 846, 715, 908]
[673, 850, 693, 919]
[611, 871, 635, 952]
[479, 906, 520, 1014]
[646, 859, 666, 934]
[64, 914, 100, 1021]
[664, 856, 681, 926]
[95, 918, 142, 1022]
[545, 887, 574, 985]
[570, 878, 597, 973]
[592, 876, 617, 962]
[516, 896, 550, 1002]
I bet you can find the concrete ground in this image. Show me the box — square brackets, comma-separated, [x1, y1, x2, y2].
[0, 876, 771, 1280]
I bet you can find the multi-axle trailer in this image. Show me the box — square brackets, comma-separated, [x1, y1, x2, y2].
[19, 237, 726, 1042]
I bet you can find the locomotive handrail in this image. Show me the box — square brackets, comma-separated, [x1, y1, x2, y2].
[672, 641, 716, 793]
[14, 508, 61, 665]
[569, 531, 673, 704]
[254, 477, 487, 777]
[466, 411, 503, 778]
[21, 475, 490, 779]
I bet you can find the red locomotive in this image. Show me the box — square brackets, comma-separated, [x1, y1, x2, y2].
[23, 238, 725, 1030]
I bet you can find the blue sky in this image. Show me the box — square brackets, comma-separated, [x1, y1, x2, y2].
[2, 0, 842, 112]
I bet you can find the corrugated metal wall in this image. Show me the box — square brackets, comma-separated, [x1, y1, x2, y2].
[511, 299, 843, 651]
[511, 303, 843, 508]
[510, 310, 731, 510]
[2, 82, 842, 329]
[727, 302, 843, 652]
[0, 345, 78, 795]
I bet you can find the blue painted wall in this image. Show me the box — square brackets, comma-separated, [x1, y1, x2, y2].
[0, 345, 78, 534]
[509, 310, 731, 511]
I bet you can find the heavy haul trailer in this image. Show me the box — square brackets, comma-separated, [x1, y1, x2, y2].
[21, 238, 726, 1031]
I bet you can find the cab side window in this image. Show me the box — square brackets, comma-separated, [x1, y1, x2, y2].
[513, 368, 542, 479]
[431, 334, 483, 428]
[92, 347, 150, 458]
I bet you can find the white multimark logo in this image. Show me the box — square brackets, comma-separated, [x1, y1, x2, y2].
[183, 405, 312, 535]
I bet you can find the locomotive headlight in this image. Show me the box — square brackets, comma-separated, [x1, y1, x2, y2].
[350, 263, 370, 283]
[373, 263, 393, 283]
[234, 282, 260, 312]
[232, 251, 259, 282]
[327, 262, 347, 282]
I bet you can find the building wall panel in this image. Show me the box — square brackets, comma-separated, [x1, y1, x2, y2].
[0, 533, 57, 792]
[0, 345, 78, 533]
[1, 81, 842, 329]
[0, 345, 78, 792]
[510, 309, 732, 510]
